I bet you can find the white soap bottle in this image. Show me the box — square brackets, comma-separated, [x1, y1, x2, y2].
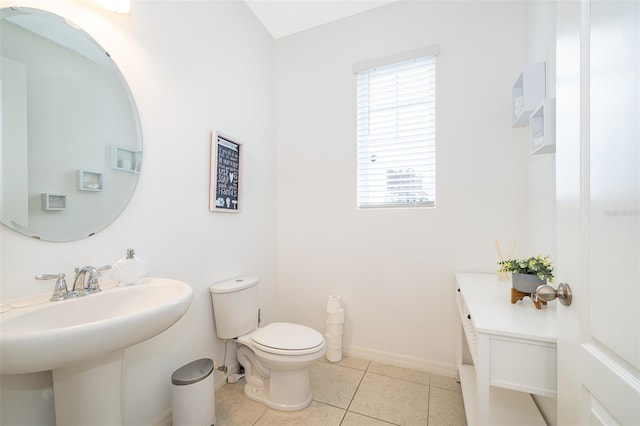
[112, 248, 148, 286]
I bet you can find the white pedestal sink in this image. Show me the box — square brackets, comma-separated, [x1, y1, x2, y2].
[0, 278, 193, 425]
[52, 351, 125, 425]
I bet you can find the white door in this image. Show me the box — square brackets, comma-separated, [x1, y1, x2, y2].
[555, 0, 639, 424]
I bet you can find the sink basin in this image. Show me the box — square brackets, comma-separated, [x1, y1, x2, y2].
[0, 278, 193, 375]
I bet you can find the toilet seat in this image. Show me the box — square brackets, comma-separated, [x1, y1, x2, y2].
[250, 322, 324, 355]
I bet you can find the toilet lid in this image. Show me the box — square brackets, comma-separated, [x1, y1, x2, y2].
[251, 322, 324, 352]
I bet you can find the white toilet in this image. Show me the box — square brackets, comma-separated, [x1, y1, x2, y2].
[209, 277, 326, 411]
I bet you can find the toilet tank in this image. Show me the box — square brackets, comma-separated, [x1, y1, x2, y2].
[209, 276, 259, 339]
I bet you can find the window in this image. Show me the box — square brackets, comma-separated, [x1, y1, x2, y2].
[355, 46, 437, 209]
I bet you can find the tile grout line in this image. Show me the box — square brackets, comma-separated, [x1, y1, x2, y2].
[353, 364, 433, 426]
[427, 372, 432, 426]
[339, 360, 370, 425]
[342, 360, 407, 426]
[426, 382, 432, 426]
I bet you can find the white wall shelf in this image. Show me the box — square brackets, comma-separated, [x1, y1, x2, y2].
[530, 98, 556, 154]
[41, 193, 66, 211]
[76, 170, 104, 191]
[512, 62, 546, 127]
[111, 146, 141, 173]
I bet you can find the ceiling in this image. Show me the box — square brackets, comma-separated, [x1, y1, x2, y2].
[244, 0, 398, 39]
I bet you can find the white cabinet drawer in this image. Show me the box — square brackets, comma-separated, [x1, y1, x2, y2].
[489, 336, 557, 397]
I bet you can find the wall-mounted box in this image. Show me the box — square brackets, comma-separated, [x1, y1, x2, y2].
[76, 170, 104, 191]
[41, 193, 66, 211]
[530, 99, 556, 154]
[111, 146, 141, 173]
[512, 62, 546, 127]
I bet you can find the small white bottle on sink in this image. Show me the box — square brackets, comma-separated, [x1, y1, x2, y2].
[112, 248, 148, 286]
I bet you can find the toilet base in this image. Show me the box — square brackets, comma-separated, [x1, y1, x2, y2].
[243, 369, 313, 411]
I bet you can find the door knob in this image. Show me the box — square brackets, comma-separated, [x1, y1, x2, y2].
[535, 282, 573, 306]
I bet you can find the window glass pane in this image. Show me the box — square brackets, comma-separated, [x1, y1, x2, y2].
[357, 55, 436, 209]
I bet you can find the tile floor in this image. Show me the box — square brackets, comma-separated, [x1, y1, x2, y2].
[214, 356, 467, 425]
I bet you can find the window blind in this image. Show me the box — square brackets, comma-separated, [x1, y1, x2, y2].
[356, 55, 436, 209]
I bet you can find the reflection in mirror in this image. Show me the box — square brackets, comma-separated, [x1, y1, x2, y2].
[0, 7, 142, 241]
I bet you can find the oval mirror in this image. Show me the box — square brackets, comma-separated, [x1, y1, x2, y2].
[0, 7, 142, 242]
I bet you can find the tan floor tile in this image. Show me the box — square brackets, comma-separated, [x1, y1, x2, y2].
[215, 359, 466, 426]
[254, 401, 345, 426]
[349, 373, 429, 426]
[430, 374, 461, 393]
[341, 411, 398, 425]
[310, 361, 365, 409]
[215, 379, 267, 426]
[366, 361, 430, 385]
[427, 386, 467, 426]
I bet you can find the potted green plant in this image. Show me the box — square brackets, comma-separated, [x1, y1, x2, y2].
[498, 255, 554, 293]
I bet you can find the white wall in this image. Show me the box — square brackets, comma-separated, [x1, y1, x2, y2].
[276, 0, 531, 372]
[525, 0, 557, 258]
[525, 1, 558, 424]
[0, 1, 276, 424]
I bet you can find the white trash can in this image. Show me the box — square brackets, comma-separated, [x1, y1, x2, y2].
[171, 358, 215, 426]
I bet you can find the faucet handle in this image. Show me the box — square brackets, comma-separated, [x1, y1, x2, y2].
[35, 273, 69, 301]
[35, 273, 64, 280]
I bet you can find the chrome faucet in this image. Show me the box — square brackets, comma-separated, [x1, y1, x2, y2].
[36, 265, 111, 301]
[72, 265, 111, 296]
[73, 266, 98, 296]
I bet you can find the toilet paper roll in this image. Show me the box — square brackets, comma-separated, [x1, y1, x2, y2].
[325, 321, 343, 336]
[326, 308, 344, 324]
[326, 295, 342, 313]
[326, 347, 342, 360]
[326, 348, 343, 363]
[325, 333, 343, 348]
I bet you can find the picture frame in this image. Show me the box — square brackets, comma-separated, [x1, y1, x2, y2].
[210, 131, 242, 213]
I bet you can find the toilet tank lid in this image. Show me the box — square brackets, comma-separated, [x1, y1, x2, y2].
[210, 276, 258, 294]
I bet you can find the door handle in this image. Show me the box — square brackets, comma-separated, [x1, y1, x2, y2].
[535, 282, 573, 306]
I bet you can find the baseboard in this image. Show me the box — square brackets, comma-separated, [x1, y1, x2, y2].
[343, 345, 457, 378]
[151, 408, 172, 426]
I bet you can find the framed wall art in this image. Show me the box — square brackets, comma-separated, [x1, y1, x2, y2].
[210, 131, 242, 213]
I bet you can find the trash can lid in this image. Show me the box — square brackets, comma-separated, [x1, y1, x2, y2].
[171, 358, 214, 386]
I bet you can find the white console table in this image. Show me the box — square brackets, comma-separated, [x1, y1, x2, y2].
[455, 273, 556, 425]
